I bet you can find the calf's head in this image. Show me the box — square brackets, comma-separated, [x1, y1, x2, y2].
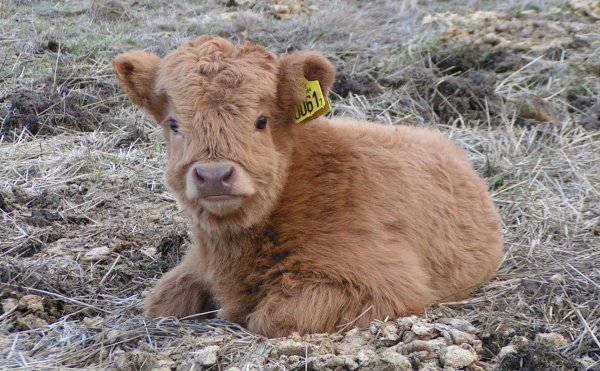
[113, 37, 334, 233]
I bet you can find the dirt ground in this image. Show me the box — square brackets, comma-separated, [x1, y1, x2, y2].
[1, 0, 599, 370]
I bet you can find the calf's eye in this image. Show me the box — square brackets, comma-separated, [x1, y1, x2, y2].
[255, 116, 268, 130]
[168, 118, 179, 133]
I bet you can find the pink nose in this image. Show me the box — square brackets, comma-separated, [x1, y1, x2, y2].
[193, 163, 235, 197]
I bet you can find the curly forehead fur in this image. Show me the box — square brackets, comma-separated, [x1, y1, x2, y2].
[157, 37, 279, 124]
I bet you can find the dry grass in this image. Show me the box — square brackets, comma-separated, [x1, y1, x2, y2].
[1, 0, 599, 369]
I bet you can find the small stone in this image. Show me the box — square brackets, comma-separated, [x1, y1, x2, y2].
[83, 246, 111, 261]
[549, 273, 564, 284]
[499, 345, 517, 358]
[339, 328, 373, 354]
[83, 316, 104, 327]
[516, 94, 560, 123]
[273, 339, 307, 357]
[344, 357, 359, 370]
[357, 349, 376, 364]
[193, 345, 220, 366]
[482, 33, 502, 45]
[419, 360, 443, 370]
[396, 340, 433, 355]
[440, 344, 478, 368]
[576, 356, 596, 369]
[107, 329, 121, 341]
[401, 331, 417, 343]
[19, 294, 44, 312]
[512, 336, 529, 346]
[411, 323, 435, 338]
[2, 298, 18, 313]
[396, 315, 418, 330]
[325, 355, 345, 368]
[18, 314, 48, 329]
[535, 332, 567, 348]
[443, 318, 478, 334]
[114, 351, 157, 371]
[449, 328, 479, 346]
[379, 348, 412, 370]
[379, 322, 400, 342]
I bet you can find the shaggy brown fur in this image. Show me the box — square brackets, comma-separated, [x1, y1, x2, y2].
[113, 36, 503, 337]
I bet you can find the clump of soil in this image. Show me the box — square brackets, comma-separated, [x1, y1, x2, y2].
[1, 89, 99, 140]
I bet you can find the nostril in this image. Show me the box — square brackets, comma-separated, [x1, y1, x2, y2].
[222, 166, 234, 184]
[194, 167, 206, 184]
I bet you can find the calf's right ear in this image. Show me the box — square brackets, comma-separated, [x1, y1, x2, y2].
[113, 51, 167, 122]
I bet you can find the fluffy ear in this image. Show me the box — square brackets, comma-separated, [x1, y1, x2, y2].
[113, 51, 167, 121]
[277, 51, 335, 121]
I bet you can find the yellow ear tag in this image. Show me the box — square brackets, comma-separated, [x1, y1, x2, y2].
[294, 78, 331, 124]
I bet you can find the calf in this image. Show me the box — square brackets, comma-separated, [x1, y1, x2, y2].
[113, 36, 503, 337]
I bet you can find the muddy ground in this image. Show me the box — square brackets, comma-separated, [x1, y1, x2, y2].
[1, 0, 599, 370]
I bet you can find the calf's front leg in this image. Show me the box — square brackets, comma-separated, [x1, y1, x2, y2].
[145, 245, 216, 318]
[246, 283, 375, 337]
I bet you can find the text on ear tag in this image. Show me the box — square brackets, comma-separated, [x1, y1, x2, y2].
[294, 78, 331, 124]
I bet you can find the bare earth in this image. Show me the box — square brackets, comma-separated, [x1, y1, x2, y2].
[1, 0, 599, 370]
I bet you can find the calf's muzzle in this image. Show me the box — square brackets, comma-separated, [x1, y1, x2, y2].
[193, 162, 235, 197]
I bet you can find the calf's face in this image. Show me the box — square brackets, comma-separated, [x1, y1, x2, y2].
[113, 37, 334, 232]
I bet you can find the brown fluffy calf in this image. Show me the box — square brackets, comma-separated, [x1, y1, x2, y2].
[113, 36, 503, 337]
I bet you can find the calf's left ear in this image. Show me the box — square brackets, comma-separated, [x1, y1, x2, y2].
[113, 51, 167, 122]
[277, 51, 335, 120]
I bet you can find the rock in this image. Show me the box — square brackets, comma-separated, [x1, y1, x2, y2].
[17, 314, 48, 329]
[396, 340, 434, 355]
[2, 298, 18, 313]
[83, 246, 111, 261]
[449, 328, 479, 346]
[83, 316, 104, 327]
[443, 318, 478, 334]
[535, 332, 567, 348]
[516, 94, 560, 123]
[339, 328, 374, 354]
[440, 344, 478, 368]
[273, 339, 307, 357]
[379, 322, 400, 343]
[344, 357, 359, 370]
[107, 329, 121, 341]
[192, 345, 220, 366]
[379, 348, 412, 370]
[19, 294, 44, 312]
[549, 273, 564, 284]
[325, 355, 345, 368]
[411, 322, 436, 338]
[114, 351, 157, 371]
[576, 356, 596, 369]
[499, 344, 517, 358]
[419, 360, 443, 370]
[357, 349, 377, 364]
[396, 315, 418, 330]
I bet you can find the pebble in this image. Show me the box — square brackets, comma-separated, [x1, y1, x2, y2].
[379, 348, 412, 370]
[411, 323, 436, 338]
[499, 344, 517, 358]
[535, 332, 567, 348]
[2, 298, 18, 313]
[443, 318, 479, 334]
[18, 314, 48, 329]
[19, 294, 44, 312]
[273, 339, 307, 357]
[83, 246, 111, 261]
[192, 345, 220, 366]
[440, 344, 478, 368]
